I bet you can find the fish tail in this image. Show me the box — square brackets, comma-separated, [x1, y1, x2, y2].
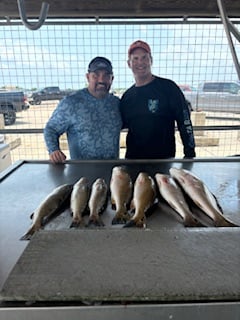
[20, 225, 37, 240]
[184, 215, 206, 227]
[123, 219, 137, 228]
[112, 206, 130, 225]
[215, 218, 239, 227]
[70, 215, 84, 228]
[20, 218, 43, 241]
[87, 215, 105, 227]
[123, 212, 146, 228]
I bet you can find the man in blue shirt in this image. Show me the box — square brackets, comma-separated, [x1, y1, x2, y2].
[44, 57, 122, 163]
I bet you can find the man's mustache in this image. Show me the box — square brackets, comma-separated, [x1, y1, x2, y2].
[96, 82, 107, 88]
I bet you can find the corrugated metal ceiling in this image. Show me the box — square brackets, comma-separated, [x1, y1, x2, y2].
[1, 0, 240, 20]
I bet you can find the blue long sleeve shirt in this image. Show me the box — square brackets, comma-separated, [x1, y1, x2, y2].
[44, 88, 122, 159]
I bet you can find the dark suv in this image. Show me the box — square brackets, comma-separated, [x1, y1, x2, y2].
[29, 87, 64, 105]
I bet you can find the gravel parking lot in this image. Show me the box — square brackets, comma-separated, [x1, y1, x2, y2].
[3, 100, 240, 164]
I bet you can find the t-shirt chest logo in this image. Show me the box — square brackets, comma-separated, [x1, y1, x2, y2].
[148, 99, 159, 113]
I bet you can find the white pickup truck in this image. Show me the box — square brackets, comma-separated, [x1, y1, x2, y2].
[182, 81, 240, 113]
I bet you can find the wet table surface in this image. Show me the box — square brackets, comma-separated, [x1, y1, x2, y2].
[0, 159, 239, 303]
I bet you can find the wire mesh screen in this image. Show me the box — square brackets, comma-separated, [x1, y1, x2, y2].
[0, 20, 239, 164]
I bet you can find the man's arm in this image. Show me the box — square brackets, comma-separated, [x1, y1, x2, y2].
[171, 85, 196, 158]
[44, 99, 69, 163]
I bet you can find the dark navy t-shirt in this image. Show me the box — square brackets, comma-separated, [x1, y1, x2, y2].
[120, 76, 195, 159]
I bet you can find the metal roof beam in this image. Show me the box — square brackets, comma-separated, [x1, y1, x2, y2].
[217, 0, 240, 80]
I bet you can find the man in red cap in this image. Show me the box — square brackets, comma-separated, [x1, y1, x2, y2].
[120, 40, 196, 159]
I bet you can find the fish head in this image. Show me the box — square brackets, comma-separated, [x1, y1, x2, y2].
[112, 166, 125, 173]
[111, 166, 129, 179]
[135, 172, 149, 184]
[170, 168, 199, 188]
[94, 177, 105, 184]
[92, 178, 107, 190]
[77, 177, 89, 185]
[135, 172, 156, 192]
[169, 168, 186, 183]
[73, 177, 89, 190]
[155, 173, 170, 186]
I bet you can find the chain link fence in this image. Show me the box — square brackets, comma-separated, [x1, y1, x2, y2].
[0, 19, 239, 164]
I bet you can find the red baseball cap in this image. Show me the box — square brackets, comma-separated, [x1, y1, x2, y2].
[128, 40, 151, 56]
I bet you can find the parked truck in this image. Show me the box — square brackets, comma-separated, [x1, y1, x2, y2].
[29, 86, 75, 105]
[182, 81, 240, 113]
[0, 90, 30, 125]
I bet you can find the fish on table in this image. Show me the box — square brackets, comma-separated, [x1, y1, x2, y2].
[155, 173, 204, 227]
[87, 178, 108, 227]
[124, 172, 157, 228]
[70, 177, 90, 228]
[110, 166, 133, 225]
[169, 167, 239, 227]
[20, 184, 73, 240]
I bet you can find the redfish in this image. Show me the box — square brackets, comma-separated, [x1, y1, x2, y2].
[110, 166, 132, 224]
[169, 167, 238, 227]
[87, 178, 108, 227]
[155, 173, 203, 227]
[20, 184, 73, 240]
[124, 172, 157, 228]
[70, 177, 89, 228]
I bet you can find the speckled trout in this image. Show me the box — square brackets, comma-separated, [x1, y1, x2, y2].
[70, 177, 90, 228]
[87, 178, 108, 227]
[20, 184, 73, 240]
[155, 173, 203, 227]
[110, 166, 132, 224]
[169, 167, 239, 227]
[124, 172, 157, 228]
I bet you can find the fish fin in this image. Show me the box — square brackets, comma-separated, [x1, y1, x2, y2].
[130, 199, 135, 210]
[98, 198, 108, 216]
[145, 200, 159, 217]
[210, 192, 224, 214]
[86, 216, 105, 228]
[30, 212, 34, 219]
[123, 219, 137, 228]
[123, 216, 146, 228]
[42, 196, 71, 226]
[112, 211, 131, 225]
[111, 196, 116, 207]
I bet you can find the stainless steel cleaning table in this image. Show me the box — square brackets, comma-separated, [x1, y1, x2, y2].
[0, 159, 239, 319]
